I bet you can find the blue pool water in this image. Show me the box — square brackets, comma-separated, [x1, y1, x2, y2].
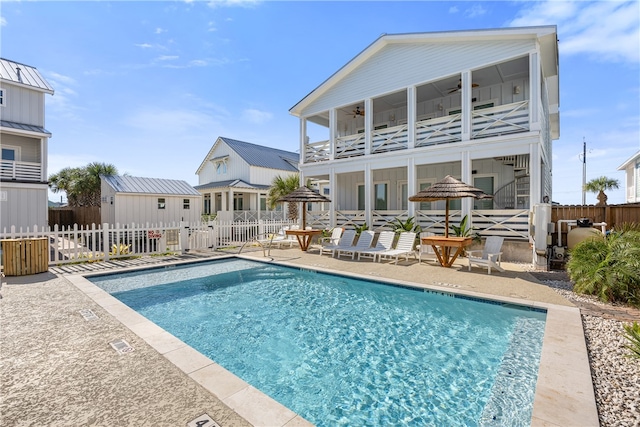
[90, 259, 546, 427]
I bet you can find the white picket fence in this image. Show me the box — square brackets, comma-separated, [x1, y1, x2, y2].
[0, 219, 295, 266]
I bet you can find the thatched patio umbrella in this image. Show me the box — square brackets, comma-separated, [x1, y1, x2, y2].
[409, 175, 493, 237]
[277, 186, 331, 229]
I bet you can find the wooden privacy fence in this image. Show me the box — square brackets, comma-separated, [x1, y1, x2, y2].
[49, 206, 101, 227]
[551, 204, 640, 230]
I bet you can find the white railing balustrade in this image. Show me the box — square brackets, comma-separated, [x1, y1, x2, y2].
[371, 124, 408, 153]
[371, 210, 408, 231]
[0, 160, 42, 181]
[334, 210, 367, 229]
[304, 139, 331, 162]
[470, 209, 530, 239]
[335, 133, 365, 159]
[415, 114, 463, 147]
[472, 101, 529, 138]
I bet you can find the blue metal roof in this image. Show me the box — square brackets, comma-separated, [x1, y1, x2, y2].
[103, 175, 201, 196]
[0, 58, 55, 94]
[221, 137, 299, 171]
[0, 120, 51, 136]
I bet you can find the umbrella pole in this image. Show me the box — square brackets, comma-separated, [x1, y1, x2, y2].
[302, 202, 306, 229]
[445, 199, 450, 238]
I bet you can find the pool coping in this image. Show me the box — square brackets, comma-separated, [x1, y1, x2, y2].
[66, 254, 599, 427]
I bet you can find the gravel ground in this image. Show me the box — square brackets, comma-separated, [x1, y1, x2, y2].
[538, 275, 640, 427]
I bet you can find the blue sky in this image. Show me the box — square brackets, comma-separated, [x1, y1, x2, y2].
[2, 0, 638, 205]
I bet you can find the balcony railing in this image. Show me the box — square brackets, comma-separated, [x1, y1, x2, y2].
[0, 160, 42, 181]
[303, 100, 531, 163]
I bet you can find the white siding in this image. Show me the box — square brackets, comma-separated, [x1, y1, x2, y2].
[1, 133, 42, 162]
[302, 40, 535, 116]
[113, 194, 202, 225]
[249, 166, 297, 186]
[100, 180, 117, 225]
[0, 183, 48, 230]
[1, 84, 45, 126]
[198, 140, 251, 184]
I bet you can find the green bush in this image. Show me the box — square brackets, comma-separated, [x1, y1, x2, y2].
[623, 322, 640, 360]
[566, 229, 640, 306]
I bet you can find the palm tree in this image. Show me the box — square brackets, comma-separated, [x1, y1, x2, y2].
[49, 162, 118, 206]
[583, 176, 620, 206]
[267, 174, 300, 220]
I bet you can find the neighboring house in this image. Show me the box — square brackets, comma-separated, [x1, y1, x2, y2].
[0, 58, 54, 231]
[101, 175, 202, 225]
[195, 137, 299, 221]
[289, 26, 559, 240]
[617, 150, 640, 203]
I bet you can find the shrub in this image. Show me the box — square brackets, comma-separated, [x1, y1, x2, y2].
[623, 322, 640, 360]
[566, 229, 640, 306]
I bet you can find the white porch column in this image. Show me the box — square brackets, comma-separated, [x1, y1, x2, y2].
[364, 98, 373, 155]
[41, 138, 47, 181]
[221, 191, 227, 211]
[461, 151, 473, 223]
[461, 71, 472, 141]
[407, 86, 416, 149]
[407, 157, 416, 218]
[530, 143, 541, 206]
[228, 189, 234, 212]
[364, 164, 372, 227]
[529, 51, 541, 131]
[329, 108, 337, 161]
[329, 168, 336, 227]
[256, 191, 262, 220]
[300, 118, 307, 164]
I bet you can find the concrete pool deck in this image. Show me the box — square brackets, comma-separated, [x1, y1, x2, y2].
[0, 248, 599, 426]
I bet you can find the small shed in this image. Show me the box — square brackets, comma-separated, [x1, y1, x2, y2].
[101, 175, 202, 225]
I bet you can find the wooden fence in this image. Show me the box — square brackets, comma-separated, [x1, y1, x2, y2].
[551, 203, 640, 230]
[49, 206, 101, 228]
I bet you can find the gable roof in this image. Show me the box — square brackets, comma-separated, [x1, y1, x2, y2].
[0, 58, 54, 94]
[196, 137, 299, 175]
[194, 179, 270, 191]
[289, 26, 558, 115]
[617, 150, 640, 170]
[102, 175, 201, 196]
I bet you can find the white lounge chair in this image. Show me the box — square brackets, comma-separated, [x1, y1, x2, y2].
[357, 231, 395, 261]
[319, 229, 356, 256]
[377, 232, 417, 264]
[336, 230, 375, 259]
[318, 227, 343, 248]
[417, 231, 436, 263]
[467, 236, 505, 274]
[257, 227, 297, 249]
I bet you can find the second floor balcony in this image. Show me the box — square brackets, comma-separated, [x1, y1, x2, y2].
[0, 159, 43, 182]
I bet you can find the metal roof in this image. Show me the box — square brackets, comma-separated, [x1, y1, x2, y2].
[0, 120, 51, 136]
[194, 179, 270, 191]
[103, 175, 201, 196]
[0, 58, 55, 94]
[221, 137, 299, 171]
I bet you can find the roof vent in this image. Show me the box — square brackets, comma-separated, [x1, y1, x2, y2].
[16, 66, 22, 83]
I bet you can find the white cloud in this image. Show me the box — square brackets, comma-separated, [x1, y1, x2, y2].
[135, 43, 153, 49]
[157, 55, 179, 61]
[242, 108, 272, 125]
[448, 6, 458, 14]
[155, 27, 166, 34]
[510, 1, 640, 63]
[42, 70, 82, 121]
[207, 0, 261, 9]
[1, 16, 7, 26]
[465, 4, 487, 18]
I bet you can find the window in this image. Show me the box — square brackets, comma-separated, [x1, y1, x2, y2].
[260, 196, 267, 211]
[398, 182, 408, 211]
[183, 199, 190, 209]
[216, 161, 227, 175]
[233, 194, 243, 210]
[473, 176, 494, 209]
[357, 185, 365, 210]
[374, 183, 388, 210]
[158, 198, 166, 209]
[0, 88, 4, 106]
[419, 182, 432, 210]
[203, 194, 211, 215]
[2, 147, 16, 161]
[323, 187, 330, 196]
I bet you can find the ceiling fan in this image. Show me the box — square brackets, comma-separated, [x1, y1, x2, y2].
[448, 79, 479, 94]
[350, 106, 365, 117]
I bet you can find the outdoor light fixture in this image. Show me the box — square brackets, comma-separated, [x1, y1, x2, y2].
[514, 85, 521, 95]
[438, 103, 443, 110]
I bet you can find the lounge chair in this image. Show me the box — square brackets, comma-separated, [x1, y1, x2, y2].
[467, 236, 505, 274]
[336, 230, 375, 259]
[319, 229, 356, 256]
[417, 231, 436, 263]
[356, 231, 395, 261]
[257, 227, 297, 249]
[318, 227, 343, 248]
[377, 232, 417, 264]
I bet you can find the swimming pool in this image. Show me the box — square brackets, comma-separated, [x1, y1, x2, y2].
[90, 258, 546, 426]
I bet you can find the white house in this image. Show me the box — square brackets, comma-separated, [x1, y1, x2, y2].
[195, 137, 299, 221]
[0, 58, 54, 231]
[289, 26, 559, 241]
[617, 150, 640, 203]
[101, 175, 202, 225]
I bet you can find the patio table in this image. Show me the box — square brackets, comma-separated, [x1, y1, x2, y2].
[285, 229, 323, 251]
[421, 236, 472, 267]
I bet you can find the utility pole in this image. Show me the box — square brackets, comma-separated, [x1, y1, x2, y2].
[581, 138, 587, 205]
